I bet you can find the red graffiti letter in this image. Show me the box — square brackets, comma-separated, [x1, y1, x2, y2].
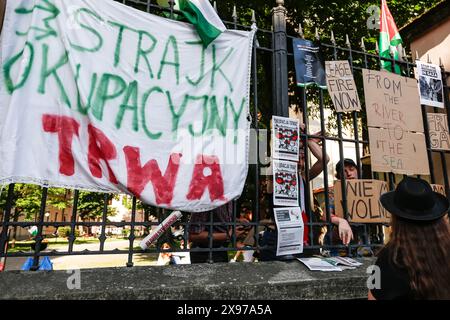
[124, 146, 181, 205]
[88, 124, 118, 184]
[42, 114, 80, 176]
[186, 155, 225, 201]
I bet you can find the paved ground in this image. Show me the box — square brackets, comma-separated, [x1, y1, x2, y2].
[4, 240, 160, 270]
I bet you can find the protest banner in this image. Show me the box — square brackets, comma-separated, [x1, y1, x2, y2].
[363, 69, 429, 174]
[0, 0, 255, 212]
[427, 113, 450, 151]
[368, 128, 429, 175]
[325, 60, 361, 112]
[273, 160, 299, 206]
[416, 61, 444, 108]
[272, 116, 300, 162]
[334, 179, 391, 223]
[292, 38, 326, 89]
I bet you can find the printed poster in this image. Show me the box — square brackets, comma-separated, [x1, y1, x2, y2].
[416, 61, 444, 108]
[273, 207, 304, 256]
[272, 116, 300, 162]
[292, 38, 326, 89]
[273, 160, 299, 207]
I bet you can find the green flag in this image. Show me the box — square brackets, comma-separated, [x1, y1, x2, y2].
[379, 0, 403, 74]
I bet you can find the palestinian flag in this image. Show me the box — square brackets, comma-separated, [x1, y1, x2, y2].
[178, 0, 226, 47]
[379, 0, 403, 74]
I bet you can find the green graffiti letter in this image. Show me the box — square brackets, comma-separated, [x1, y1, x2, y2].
[229, 97, 246, 144]
[211, 45, 234, 92]
[3, 42, 34, 94]
[134, 31, 157, 79]
[116, 81, 139, 131]
[92, 73, 127, 121]
[166, 91, 189, 138]
[38, 44, 70, 108]
[207, 96, 228, 137]
[157, 36, 180, 85]
[141, 87, 163, 140]
[75, 64, 98, 115]
[68, 8, 104, 53]
[188, 96, 209, 137]
[109, 21, 137, 68]
[185, 40, 206, 86]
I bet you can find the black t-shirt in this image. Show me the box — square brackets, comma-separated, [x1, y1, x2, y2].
[370, 248, 413, 300]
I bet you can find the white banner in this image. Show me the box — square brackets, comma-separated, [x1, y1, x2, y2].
[0, 0, 255, 212]
[416, 61, 444, 108]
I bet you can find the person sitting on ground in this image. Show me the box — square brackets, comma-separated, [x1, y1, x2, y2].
[369, 176, 450, 300]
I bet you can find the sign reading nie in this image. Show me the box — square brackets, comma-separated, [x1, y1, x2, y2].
[0, 0, 255, 212]
[334, 179, 391, 223]
[363, 69, 429, 175]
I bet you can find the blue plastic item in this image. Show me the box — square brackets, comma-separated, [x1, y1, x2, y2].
[21, 256, 53, 271]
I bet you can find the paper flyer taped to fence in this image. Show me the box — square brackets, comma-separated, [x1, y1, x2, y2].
[273, 160, 299, 206]
[0, 0, 256, 212]
[273, 207, 303, 256]
[416, 61, 444, 108]
[272, 116, 300, 162]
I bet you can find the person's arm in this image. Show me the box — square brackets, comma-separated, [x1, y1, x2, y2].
[307, 134, 330, 181]
[330, 215, 353, 246]
[368, 290, 376, 300]
[189, 230, 230, 245]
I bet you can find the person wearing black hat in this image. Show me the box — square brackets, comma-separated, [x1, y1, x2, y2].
[368, 176, 450, 300]
[335, 158, 358, 180]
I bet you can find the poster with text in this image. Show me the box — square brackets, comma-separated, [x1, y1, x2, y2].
[292, 38, 326, 89]
[273, 207, 304, 256]
[334, 179, 390, 223]
[416, 61, 444, 108]
[368, 128, 429, 175]
[427, 113, 450, 151]
[272, 116, 300, 162]
[363, 69, 429, 175]
[325, 60, 361, 112]
[273, 160, 299, 206]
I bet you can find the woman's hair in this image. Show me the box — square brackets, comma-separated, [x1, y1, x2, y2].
[385, 215, 450, 299]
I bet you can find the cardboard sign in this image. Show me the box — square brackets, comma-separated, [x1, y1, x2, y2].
[0, 0, 255, 212]
[417, 61, 444, 108]
[334, 179, 391, 223]
[368, 128, 429, 175]
[363, 69, 423, 132]
[273, 160, 299, 206]
[272, 116, 300, 162]
[427, 113, 450, 151]
[431, 184, 446, 196]
[325, 61, 361, 112]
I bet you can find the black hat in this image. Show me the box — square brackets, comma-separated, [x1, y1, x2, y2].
[380, 177, 449, 222]
[335, 158, 357, 178]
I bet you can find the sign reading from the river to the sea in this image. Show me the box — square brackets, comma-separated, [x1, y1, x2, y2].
[363, 69, 429, 175]
[0, 0, 255, 212]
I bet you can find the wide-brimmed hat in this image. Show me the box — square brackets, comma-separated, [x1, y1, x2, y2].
[380, 177, 449, 222]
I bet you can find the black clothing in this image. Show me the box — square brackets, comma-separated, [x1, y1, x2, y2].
[370, 247, 413, 300]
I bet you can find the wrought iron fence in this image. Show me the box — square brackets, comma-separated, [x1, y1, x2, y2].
[0, 0, 449, 270]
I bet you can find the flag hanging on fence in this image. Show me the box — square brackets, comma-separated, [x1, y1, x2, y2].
[178, 0, 226, 47]
[379, 0, 403, 74]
